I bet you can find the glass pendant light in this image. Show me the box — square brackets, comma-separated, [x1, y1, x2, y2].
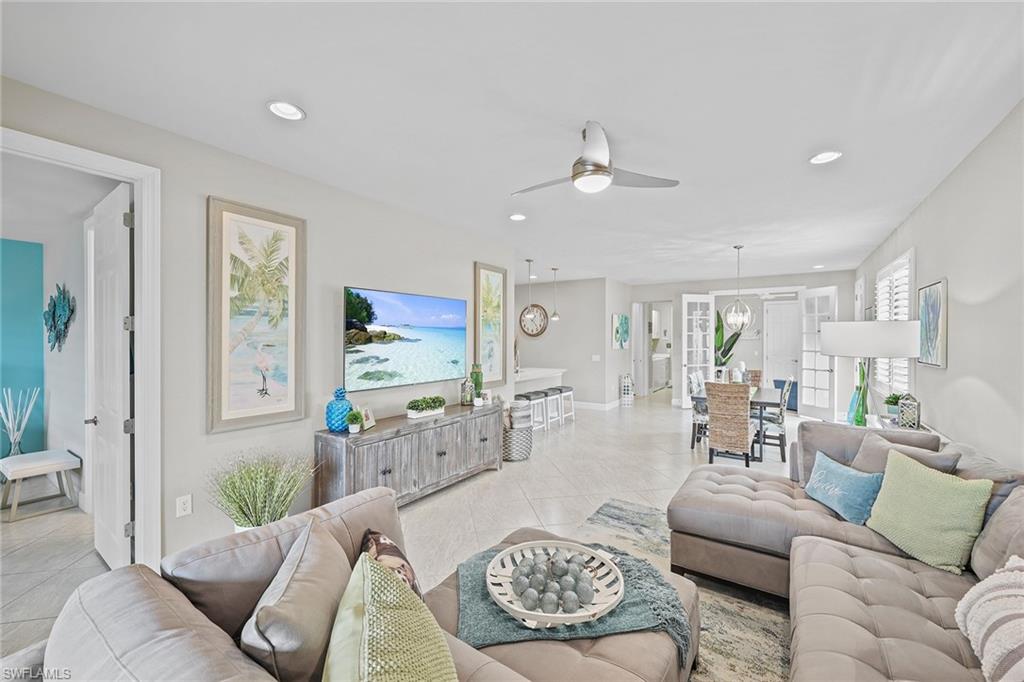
[550, 267, 561, 321]
[723, 245, 754, 333]
[524, 259, 536, 319]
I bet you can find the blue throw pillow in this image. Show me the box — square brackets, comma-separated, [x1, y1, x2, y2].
[805, 451, 884, 525]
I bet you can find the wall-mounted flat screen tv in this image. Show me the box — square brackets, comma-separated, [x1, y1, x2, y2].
[344, 287, 467, 392]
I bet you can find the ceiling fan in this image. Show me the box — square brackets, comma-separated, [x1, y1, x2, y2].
[511, 120, 679, 196]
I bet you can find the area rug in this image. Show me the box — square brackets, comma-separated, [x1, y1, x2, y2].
[575, 499, 791, 682]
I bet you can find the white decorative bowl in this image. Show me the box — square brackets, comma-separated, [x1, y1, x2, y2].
[485, 540, 624, 629]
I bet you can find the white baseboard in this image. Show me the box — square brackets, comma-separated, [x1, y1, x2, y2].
[575, 399, 621, 411]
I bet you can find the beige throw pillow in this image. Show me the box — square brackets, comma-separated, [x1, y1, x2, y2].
[241, 519, 352, 681]
[850, 432, 960, 474]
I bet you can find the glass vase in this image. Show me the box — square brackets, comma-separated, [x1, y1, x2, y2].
[470, 363, 484, 397]
[325, 387, 353, 433]
[852, 361, 868, 427]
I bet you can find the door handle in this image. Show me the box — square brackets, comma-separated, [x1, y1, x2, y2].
[84, 416, 98, 426]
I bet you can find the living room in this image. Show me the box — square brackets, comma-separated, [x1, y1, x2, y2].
[1, 3, 1022, 681]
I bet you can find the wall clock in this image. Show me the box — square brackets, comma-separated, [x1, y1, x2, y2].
[519, 304, 549, 337]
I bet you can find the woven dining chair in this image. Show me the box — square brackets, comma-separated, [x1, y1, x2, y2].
[706, 382, 757, 467]
[742, 369, 762, 388]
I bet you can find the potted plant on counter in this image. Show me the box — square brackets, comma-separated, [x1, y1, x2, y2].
[209, 451, 316, 533]
[407, 395, 446, 419]
[346, 409, 364, 434]
[884, 393, 902, 416]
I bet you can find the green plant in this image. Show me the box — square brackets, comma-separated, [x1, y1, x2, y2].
[715, 310, 741, 367]
[345, 289, 377, 325]
[407, 395, 446, 412]
[208, 451, 315, 528]
[346, 410, 364, 425]
[884, 393, 903, 406]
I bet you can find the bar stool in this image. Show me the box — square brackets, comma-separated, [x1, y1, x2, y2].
[541, 387, 564, 428]
[554, 385, 575, 423]
[515, 392, 548, 431]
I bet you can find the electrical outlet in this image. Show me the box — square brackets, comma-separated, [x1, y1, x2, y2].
[175, 494, 193, 518]
[591, 354, 601, 362]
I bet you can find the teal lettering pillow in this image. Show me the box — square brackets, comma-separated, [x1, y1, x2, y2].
[805, 451, 884, 525]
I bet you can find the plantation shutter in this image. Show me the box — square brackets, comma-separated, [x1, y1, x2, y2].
[874, 252, 912, 394]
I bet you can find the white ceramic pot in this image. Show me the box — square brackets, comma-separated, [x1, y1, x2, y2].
[348, 423, 361, 434]
[234, 524, 254, 533]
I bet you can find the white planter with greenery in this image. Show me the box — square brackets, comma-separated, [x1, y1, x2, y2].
[209, 452, 315, 533]
[407, 395, 446, 419]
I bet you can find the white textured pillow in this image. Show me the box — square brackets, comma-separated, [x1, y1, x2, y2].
[955, 554, 1024, 681]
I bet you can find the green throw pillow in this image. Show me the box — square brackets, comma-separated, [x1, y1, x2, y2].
[867, 450, 993, 574]
[323, 553, 457, 682]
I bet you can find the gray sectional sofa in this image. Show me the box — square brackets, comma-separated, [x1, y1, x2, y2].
[668, 420, 1024, 682]
[3, 487, 699, 681]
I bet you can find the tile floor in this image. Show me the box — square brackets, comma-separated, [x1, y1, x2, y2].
[399, 390, 796, 591]
[0, 477, 106, 656]
[0, 389, 799, 655]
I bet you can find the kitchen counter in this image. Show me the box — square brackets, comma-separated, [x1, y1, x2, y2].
[513, 367, 566, 394]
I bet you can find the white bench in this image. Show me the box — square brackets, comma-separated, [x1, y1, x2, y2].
[0, 449, 80, 522]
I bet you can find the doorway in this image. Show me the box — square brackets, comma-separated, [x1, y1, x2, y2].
[2, 128, 162, 571]
[762, 300, 800, 399]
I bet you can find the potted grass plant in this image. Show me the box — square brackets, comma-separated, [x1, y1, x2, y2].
[346, 409, 364, 434]
[208, 451, 316, 533]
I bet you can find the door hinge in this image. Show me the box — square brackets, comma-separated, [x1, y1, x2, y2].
[124, 521, 135, 538]
[123, 211, 135, 229]
[123, 315, 135, 332]
[123, 418, 135, 435]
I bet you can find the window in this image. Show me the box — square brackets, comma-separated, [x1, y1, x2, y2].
[873, 250, 913, 394]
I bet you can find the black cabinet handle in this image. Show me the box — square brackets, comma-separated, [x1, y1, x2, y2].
[436, 450, 447, 457]
[380, 467, 392, 476]
[480, 436, 488, 443]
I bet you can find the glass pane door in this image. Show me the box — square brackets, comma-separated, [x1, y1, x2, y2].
[680, 294, 714, 409]
[798, 286, 838, 421]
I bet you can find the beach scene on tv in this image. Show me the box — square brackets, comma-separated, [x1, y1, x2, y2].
[344, 287, 467, 391]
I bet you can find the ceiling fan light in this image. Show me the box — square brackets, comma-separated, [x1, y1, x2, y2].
[573, 172, 612, 193]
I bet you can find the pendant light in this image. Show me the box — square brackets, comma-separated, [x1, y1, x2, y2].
[550, 267, 561, 321]
[723, 245, 754, 333]
[524, 259, 536, 319]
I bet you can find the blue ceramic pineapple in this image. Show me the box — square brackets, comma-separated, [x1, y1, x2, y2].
[326, 388, 352, 432]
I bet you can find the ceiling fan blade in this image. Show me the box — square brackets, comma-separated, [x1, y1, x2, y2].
[510, 176, 570, 196]
[581, 120, 610, 166]
[612, 168, 679, 189]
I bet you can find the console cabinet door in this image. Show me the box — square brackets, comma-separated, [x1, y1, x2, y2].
[414, 423, 464, 489]
[351, 436, 417, 499]
[466, 412, 501, 469]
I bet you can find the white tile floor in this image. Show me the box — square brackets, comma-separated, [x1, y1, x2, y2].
[0, 389, 799, 656]
[400, 390, 796, 591]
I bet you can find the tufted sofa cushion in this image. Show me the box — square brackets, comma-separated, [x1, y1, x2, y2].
[789, 536, 982, 682]
[667, 465, 904, 558]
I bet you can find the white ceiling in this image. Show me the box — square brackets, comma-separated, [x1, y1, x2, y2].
[3, 3, 1021, 284]
[2, 152, 118, 234]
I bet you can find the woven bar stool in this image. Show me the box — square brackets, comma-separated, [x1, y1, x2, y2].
[553, 385, 575, 423]
[515, 391, 548, 431]
[541, 387, 565, 428]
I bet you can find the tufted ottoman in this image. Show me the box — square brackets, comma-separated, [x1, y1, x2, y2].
[667, 465, 903, 596]
[788, 536, 983, 681]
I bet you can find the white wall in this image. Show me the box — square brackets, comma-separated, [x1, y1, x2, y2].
[632, 270, 857, 407]
[604, 279, 633, 403]
[856, 103, 1023, 468]
[2, 77, 517, 554]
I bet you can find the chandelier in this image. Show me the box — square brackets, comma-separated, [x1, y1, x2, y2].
[723, 245, 754, 333]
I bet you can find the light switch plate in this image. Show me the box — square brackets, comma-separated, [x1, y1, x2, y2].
[175, 494, 193, 518]
[591, 354, 601, 362]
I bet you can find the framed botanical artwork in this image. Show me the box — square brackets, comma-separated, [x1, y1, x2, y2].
[917, 278, 947, 368]
[474, 262, 506, 387]
[612, 313, 630, 349]
[207, 197, 306, 432]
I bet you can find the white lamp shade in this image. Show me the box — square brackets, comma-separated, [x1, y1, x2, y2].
[819, 321, 920, 358]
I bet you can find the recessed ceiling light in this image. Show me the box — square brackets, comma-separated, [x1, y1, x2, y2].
[808, 150, 842, 165]
[812, 264, 825, 269]
[509, 213, 526, 222]
[267, 101, 306, 121]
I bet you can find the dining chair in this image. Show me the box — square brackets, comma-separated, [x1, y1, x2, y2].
[742, 369, 762, 388]
[751, 377, 793, 461]
[688, 372, 708, 450]
[706, 382, 757, 467]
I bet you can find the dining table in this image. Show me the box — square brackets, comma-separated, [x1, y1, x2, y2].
[690, 385, 783, 460]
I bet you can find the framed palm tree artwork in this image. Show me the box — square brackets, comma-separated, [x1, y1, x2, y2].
[207, 197, 306, 432]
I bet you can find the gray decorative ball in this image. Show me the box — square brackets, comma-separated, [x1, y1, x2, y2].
[561, 591, 580, 614]
[559, 575, 576, 592]
[576, 581, 595, 605]
[540, 592, 560, 614]
[512, 575, 530, 596]
[529, 574, 546, 592]
[521, 588, 540, 610]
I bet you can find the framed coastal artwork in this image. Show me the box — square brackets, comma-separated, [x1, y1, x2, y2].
[207, 197, 306, 433]
[612, 313, 630, 349]
[917, 278, 947, 368]
[474, 262, 507, 387]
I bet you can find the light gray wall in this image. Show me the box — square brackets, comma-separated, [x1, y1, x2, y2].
[856, 103, 1023, 468]
[2, 77, 517, 554]
[514, 278, 606, 403]
[632, 270, 857, 406]
[604, 278, 634, 403]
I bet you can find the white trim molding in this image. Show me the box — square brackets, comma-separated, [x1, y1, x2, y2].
[2, 127, 163, 570]
[575, 399, 621, 411]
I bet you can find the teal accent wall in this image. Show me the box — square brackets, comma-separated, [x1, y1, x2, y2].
[0, 239, 45, 456]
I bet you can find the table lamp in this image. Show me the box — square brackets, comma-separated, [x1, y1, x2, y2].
[819, 321, 920, 426]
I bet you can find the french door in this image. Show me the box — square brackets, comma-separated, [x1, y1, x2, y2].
[680, 295, 714, 409]
[798, 286, 838, 421]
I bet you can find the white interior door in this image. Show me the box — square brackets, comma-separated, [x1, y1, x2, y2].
[85, 183, 132, 568]
[680, 294, 714, 409]
[798, 286, 838, 421]
[763, 301, 800, 389]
